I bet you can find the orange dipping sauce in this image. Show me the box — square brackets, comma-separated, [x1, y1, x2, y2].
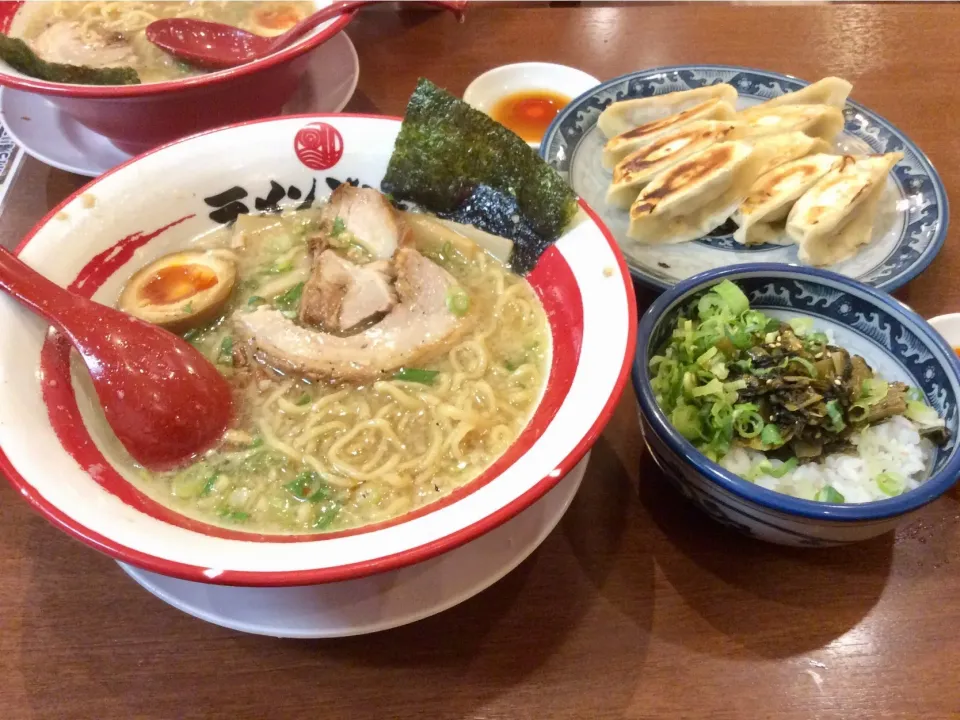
[490, 90, 571, 143]
[140, 264, 218, 306]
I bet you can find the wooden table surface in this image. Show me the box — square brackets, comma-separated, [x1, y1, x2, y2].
[3, 4, 960, 719]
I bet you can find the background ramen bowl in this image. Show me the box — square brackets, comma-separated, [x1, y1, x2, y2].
[0, 114, 636, 586]
[633, 264, 960, 547]
[0, 1, 354, 155]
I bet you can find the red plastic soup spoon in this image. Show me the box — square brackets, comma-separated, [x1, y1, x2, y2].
[146, 1, 467, 70]
[0, 247, 233, 471]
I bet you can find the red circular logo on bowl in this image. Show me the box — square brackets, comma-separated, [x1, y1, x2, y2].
[294, 122, 344, 171]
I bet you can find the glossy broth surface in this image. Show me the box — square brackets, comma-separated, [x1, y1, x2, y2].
[124, 207, 550, 534]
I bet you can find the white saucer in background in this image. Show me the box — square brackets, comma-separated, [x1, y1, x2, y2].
[928, 314, 960, 348]
[118, 452, 589, 639]
[463, 62, 600, 149]
[0, 31, 360, 178]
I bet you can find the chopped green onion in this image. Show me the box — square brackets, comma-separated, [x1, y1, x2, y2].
[312, 501, 340, 529]
[696, 346, 718, 367]
[296, 393, 312, 406]
[308, 486, 331, 503]
[697, 293, 725, 319]
[712, 279, 749, 315]
[247, 295, 265, 307]
[857, 378, 889, 406]
[760, 423, 784, 448]
[285, 471, 318, 499]
[769, 457, 798, 477]
[747, 457, 798, 480]
[670, 404, 702, 440]
[182, 301, 193, 314]
[446, 286, 470, 316]
[815, 486, 845, 503]
[331, 216, 346, 237]
[274, 281, 304, 312]
[787, 356, 818, 377]
[733, 404, 764, 438]
[219, 509, 249, 522]
[199, 473, 219, 498]
[825, 399, 846, 432]
[217, 336, 233, 364]
[905, 399, 944, 428]
[393, 367, 439, 385]
[788, 317, 814, 336]
[249, 437, 264, 449]
[691, 378, 725, 398]
[876, 471, 905, 497]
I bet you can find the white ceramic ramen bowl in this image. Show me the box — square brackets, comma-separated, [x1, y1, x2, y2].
[0, 114, 636, 586]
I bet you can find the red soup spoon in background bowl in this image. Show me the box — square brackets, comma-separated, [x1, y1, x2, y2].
[0, 0, 355, 155]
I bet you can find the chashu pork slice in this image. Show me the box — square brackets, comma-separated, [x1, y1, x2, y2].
[299, 249, 396, 331]
[322, 185, 408, 260]
[31, 21, 138, 67]
[238, 248, 464, 381]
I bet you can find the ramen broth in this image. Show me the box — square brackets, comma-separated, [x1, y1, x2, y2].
[124, 206, 550, 533]
[9, 1, 315, 83]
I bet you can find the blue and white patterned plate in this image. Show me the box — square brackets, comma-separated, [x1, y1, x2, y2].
[541, 65, 948, 292]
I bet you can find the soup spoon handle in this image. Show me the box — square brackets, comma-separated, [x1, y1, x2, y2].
[0, 247, 99, 332]
[0, 246, 236, 470]
[262, 1, 370, 56]
[262, 0, 468, 54]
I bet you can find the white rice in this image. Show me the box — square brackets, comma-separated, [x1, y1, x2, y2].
[719, 415, 935, 503]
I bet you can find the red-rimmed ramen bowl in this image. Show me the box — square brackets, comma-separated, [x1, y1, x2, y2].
[0, 1, 354, 154]
[0, 114, 636, 586]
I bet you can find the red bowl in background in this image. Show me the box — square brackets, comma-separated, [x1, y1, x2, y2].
[0, 1, 354, 154]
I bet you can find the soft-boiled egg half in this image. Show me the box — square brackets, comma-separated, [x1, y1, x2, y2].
[118, 251, 237, 334]
[248, 2, 310, 36]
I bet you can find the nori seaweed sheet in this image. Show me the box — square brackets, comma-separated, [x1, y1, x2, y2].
[437, 185, 549, 275]
[381, 78, 577, 272]
[0, 35, 140, 85]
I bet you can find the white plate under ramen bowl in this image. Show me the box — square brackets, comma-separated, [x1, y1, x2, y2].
[540, 64, 948, 293]
[0, 114, 636, 586]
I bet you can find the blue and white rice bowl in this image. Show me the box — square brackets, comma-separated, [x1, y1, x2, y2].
[633, 264, 960, 547]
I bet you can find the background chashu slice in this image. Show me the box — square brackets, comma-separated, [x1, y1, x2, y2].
[627, 140, 773, 245]
[787, 152, 903, 266]
[601, 98, 737, 170]
[606, 120, 745, 210]
[597, 83, 738, 138]
[733, 153, 843, 246]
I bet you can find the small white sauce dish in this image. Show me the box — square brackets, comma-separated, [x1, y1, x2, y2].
[928, 313, 960, 348]
[463, 62, 600, 148]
